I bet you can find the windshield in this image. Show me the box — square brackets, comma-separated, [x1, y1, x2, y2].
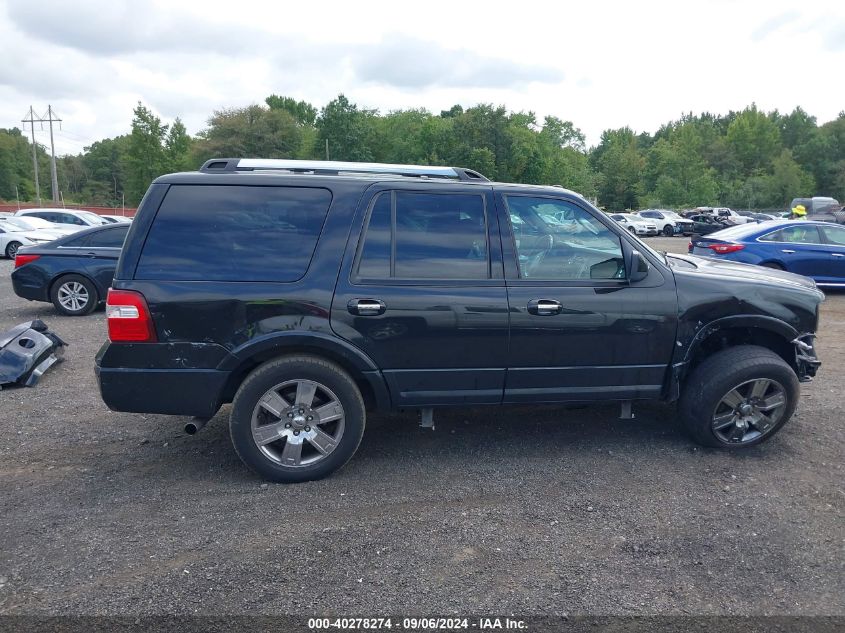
[78, 210, 110, 225]
[0, 217, 41, 231]
[663, 211, 682, 219]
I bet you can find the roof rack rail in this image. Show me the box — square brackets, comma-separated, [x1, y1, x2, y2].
[199, 158, 489, 182]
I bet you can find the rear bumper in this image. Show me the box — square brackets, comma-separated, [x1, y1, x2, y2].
[96, 365, 229, 417]
[11, 270, 49, 302]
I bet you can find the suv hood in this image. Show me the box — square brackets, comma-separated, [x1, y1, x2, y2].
[667, 253, 819, 292]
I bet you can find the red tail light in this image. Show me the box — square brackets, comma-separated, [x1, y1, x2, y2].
[14, 253, 40, 268]
[106, 289, 157, 343]
[708, 243, 745, 254]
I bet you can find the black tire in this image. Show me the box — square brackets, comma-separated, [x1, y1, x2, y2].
[761, 262, 785, 271]
[229, 355, 366, 483]
[662, 224, 674, 237]
[5, 241, 22, 259]
[678, 345, 799, 448]
[50, 274, 98, 316]
[628, 226, 636, 234]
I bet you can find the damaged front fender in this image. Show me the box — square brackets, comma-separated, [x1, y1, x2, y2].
[0, 320, 66, 388]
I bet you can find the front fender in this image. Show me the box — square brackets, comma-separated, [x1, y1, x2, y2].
[679, 315, 798, 365]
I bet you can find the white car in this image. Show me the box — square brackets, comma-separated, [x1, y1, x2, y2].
[0, 222, 58, 259]
[0, 215, 77, 238]
[609, 213, 658, 236]
[637, 209, 695, 236]
[101, 215, 133, 223]
[15, 208, 112, 231]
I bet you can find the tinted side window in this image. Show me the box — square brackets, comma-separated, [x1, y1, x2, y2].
[759, 226, 822, 244]
[821, 225, 845, 245]
[356, 191, 489, 280]
[506, 196, 625, 281]
[357, 193, 391, 279]
[86, 227, 128, 248]
[136, 185, 332, 282]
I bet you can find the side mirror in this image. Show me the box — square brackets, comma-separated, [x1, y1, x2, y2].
[626, 249, 649, 282]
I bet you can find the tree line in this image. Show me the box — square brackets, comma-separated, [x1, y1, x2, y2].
[1, 95, 843, 211]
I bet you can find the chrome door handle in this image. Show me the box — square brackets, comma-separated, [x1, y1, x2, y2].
[832, 253, 845, 258]
[527, 299, 562, 316]
[781, 249, 796, 254]
[348, 298, 386, 316]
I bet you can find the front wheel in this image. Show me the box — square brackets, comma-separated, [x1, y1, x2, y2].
[229, 355, 366, 483]
[678, 345, 799, 448]
[5, 241, 22, 259]
[628, 226, 637, 234]
[662, 225, 674, 237]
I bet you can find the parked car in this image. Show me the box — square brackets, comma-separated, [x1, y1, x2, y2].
[11, 223, 129, 315]
[736, 210, 778, 223]
[637, 209, 694, 236]
[0, 223, 57, 259]
[609, 213, 658, 236]
[688, 214, 731, 235]
[0, 215, 77, 238]
[790, 197, 843, 223]
[95, 158, 823, 483]
[15, 208, 111, 231]
[689, 220, 845, 286]
[101, 215, 133, 224]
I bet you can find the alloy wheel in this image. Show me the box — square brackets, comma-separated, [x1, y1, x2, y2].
[711, 378, 787, 444]
[250, 379, 345, 467]
[57, 281, 90, 312]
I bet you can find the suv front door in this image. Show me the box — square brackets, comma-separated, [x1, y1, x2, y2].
[497, 192, 678, 402]
[332, 183, 509, 407]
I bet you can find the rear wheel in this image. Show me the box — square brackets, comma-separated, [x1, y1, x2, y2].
[662, 224, 674, 237]
[50, 274, 98, 316]
[229, 355, 365, 483]
[678, 345, 799, 448]
[5, 241, 22, 259]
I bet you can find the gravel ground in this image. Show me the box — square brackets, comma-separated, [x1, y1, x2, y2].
[0, 236, 842, 617]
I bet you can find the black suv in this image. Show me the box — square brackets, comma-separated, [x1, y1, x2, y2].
[96, 159, 823, 483]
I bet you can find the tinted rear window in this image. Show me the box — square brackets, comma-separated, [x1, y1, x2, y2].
[86, 226, 128, 248]
[136, 185, 332, 282]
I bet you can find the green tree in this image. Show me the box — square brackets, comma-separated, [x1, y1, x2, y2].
[316, 94, 375, 162]
[194, 105, 302, 161]
[125, 103, 169, 204]
[265, 95, 318, 127]
[592, 128, 644, 210]
[165, 118, 193, 172]
[725, 105, 781, 173]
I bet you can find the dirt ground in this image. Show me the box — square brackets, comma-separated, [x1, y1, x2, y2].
[0, 236, 842, 617]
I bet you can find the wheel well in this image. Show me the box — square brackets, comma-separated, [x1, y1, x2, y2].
[221, 346, 378, 411]
[49, 272, 100, 302]
[688, 327, 796, 374]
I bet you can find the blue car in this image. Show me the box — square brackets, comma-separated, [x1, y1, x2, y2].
[689, 220, 845, 286]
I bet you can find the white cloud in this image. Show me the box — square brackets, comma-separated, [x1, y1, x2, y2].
[0, 0, 843, 156]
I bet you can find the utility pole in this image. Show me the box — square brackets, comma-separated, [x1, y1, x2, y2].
[22, 106, 63, 205]
[22, 106, 41, 206]
[46, 105, 62, 204]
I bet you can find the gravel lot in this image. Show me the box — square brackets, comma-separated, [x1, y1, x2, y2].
[0, 236, 842, 617]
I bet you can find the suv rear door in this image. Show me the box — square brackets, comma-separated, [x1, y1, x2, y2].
[331, 183, 508, 406]
[496, 190, 678, 402]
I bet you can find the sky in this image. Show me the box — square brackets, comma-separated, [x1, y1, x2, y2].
[0, 0, 843, 157]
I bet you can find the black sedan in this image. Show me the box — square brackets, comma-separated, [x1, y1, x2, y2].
[688, 214, 732, 235]
[11, 223, 128, 316]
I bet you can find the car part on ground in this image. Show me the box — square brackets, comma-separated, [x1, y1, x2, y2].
[0, 320, 66, 389]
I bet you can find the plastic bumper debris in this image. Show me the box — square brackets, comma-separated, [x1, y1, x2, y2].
[0, 320, 66, 388]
